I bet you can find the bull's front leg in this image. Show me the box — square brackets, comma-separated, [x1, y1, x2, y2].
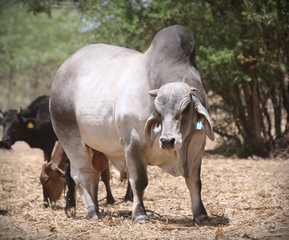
[185, 163, 208, 223]
[125, 137, 149, 222]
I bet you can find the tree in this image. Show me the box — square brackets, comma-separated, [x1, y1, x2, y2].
[195, 1, 289, 157]
[0, 1, 84, 108]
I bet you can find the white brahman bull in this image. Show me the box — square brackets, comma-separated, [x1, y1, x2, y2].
[50, 25, 215, 223]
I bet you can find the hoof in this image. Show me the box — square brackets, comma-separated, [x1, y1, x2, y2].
[86, 208, 99, 221]
[65, 207, 76, 218]
[89, 215, 99, 221]
[86, 213, 99, 221]
[106, 196, 116, 205]
[133, 214, 150, 223]
[194, 214, 209, 223]
[43, 202, 49, 208]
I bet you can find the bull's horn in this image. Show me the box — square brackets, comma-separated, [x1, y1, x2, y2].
[54, 167, 65, 178]
[45, 161, 53, 169]
[148, 89, 159, 97]
[190, 87, 197, 92]
[50, 163, 65, 177]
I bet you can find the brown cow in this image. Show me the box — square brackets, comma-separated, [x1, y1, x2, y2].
[40, 142, 117, 214]
[40, 141, 67, 206]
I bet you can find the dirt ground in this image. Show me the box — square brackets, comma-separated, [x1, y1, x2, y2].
[0, 142, 288, 240]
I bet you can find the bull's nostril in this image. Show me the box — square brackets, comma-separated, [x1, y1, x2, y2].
[160, 137, 175, 149]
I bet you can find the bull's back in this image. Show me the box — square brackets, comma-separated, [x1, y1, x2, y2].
[51, 44, 138, 116]
[50, 44, 144, 155]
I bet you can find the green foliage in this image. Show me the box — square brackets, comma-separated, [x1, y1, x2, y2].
[20, 0, 53, 16]
[0, 1, 84, 108]
[75, 0, 200, 51]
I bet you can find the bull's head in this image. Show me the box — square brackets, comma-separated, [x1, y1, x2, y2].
[145, 82, 214, 150]
[0, 109, 19, 148]
[0, 109, 37, 148]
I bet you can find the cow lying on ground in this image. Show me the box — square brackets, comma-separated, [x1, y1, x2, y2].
[50, 25, 214, 222]
[0, 96, 57, 161]
[40, 141, 118, 214]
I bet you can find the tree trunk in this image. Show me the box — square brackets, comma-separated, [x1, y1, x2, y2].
[241, 79, 270, 157]
[280, 73, 289, 133]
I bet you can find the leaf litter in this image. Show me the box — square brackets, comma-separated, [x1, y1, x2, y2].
[0, 142, 288, 239]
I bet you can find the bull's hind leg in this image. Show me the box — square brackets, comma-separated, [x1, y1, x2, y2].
[100, 166, 116, 204]
[57, 129, 101, 220]
[74, 166, 100, 220]
[70, 149, 101, 220]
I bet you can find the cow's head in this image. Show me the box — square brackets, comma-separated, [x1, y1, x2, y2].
[0, 109, 37, 147]
[145, 82, 214, 150]
[40, 161, 65, 206]
[0, 109, 19, 147]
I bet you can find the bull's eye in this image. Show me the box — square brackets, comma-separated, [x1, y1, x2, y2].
[41, 177, 50, 184]
[156, 121, 160, 128]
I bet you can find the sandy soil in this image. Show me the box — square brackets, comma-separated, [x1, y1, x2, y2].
[0, 142, 288, 239]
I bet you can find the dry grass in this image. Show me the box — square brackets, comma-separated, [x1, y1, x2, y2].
[0, 142, 289, 239]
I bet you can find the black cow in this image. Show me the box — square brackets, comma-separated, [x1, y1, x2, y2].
[0, 95, 57, 161]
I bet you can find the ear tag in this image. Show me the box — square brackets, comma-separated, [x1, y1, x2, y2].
[195, 120, 203, 130]
[27, 122, 34, 129]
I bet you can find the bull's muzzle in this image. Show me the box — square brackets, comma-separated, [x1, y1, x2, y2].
[160, 137, 175, 149]
[0, 137, 12, 149]
[159, 135, 182, 150]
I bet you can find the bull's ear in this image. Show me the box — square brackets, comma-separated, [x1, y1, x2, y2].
[144, 111, 161, 145]
[17, 110, 26, 123]
[18, 110, 36, 129]
[27, 120, 35, 129]
[21, 117, 35, 129]
[192, 96, 215, 141]
[16, 111, 22, 121]
[148, 89, 159, 97]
